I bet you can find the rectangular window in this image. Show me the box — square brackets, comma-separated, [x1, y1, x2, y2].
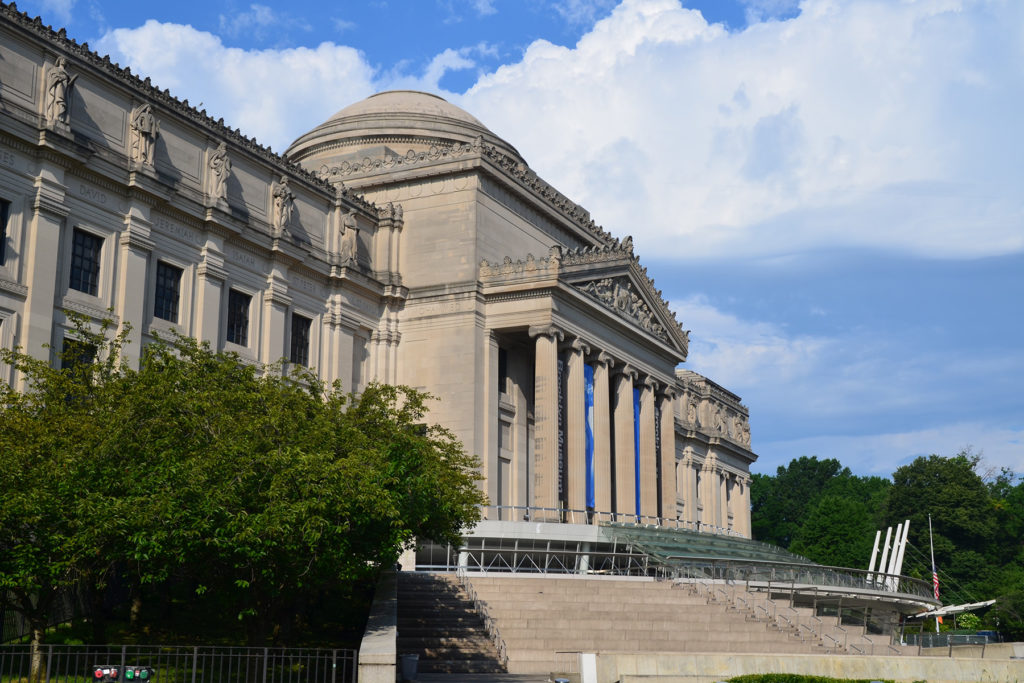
[154, 261, 183, 323]
[289, 313, 311, 366]
[0, 199, 10, 265]
[226, 289, 250, 346]
[61, 337, 96, 371]
[69, 228, 102, 296]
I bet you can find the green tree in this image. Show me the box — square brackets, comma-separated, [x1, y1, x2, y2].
[886, 451, 997, 600]
[750, 456, 848, 548]
[1, 320, 485, 659]
[790, 495, 876, 568]
[0, 317, 132, 674]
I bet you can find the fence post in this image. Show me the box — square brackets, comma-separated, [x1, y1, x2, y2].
[45, 644, 53, 683]
[262, 647, 269, 683]
[330, 650, 337, 683]
[191, 646, 198, 683]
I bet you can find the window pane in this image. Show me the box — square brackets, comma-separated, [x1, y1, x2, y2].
[61, 337, 96, 371]
[290, 313, 311, 366]
[154, 261, 183, 323]
[0, 199, 9, 266]
[226, 289, 250, 346]
[69, 228, 102, 295]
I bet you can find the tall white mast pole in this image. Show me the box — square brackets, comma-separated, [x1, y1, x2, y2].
[929, 514, 940, 635]
[867, 529, 882, 582]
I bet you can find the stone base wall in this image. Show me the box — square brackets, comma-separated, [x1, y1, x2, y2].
[597, 651, 1024, 683]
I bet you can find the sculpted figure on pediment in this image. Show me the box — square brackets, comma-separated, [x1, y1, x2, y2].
[208, 142, 231, 201]
[130, 104, 160, 166]
[45, 57, 77, 126]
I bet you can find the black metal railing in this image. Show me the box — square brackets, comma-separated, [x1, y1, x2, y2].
[0, 645, 356, 683]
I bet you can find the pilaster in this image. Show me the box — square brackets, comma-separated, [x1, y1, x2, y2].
[116, 203, 155, 368]
[195, 241, 226, 347]
[20, 165, 68, 368]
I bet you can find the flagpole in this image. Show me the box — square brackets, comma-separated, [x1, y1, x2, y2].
[929, 513, 940, 635]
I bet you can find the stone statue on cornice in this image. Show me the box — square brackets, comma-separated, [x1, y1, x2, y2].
[208, 142, 231, 201]
[130, 103, 160, 166]
[340, 209, 359, 263]
[272, 176, 294, 234]
[45, 57, 76, 127]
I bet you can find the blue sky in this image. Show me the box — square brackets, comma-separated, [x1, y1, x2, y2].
[20, 0, 1024, 478]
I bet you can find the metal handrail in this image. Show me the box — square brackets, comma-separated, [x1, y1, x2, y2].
[477, 505, 745, 537]
[661, 555, 935, 601]
[455, 568, 509, 669]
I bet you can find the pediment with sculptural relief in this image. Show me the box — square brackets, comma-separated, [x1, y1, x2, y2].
[478, 236, 690, 359]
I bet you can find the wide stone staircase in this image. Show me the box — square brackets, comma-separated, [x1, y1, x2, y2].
[397, 571, 507, 676]
[465, 574, 888, 675]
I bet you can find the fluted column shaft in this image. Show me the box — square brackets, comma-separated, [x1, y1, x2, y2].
[612, 365, 637, 518]
[565, 339, 589, 515]
[530, 325, 563, 518]
[658, 391, 677, 526]
[591, 353, 613, 516]
[700, 453, 720, 529]
[638, 378, 658, 519]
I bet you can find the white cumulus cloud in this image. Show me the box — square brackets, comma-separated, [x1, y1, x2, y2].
[95, 21, 378, 153]
[459, 0, 1024, 262]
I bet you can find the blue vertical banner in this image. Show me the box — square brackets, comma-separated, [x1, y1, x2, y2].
[584, 363, 595, 509]
[633, 386, 641, 518]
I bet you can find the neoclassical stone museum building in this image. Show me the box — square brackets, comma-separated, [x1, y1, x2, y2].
[0, 5, 755, 537]
[2, 6, 960, 678]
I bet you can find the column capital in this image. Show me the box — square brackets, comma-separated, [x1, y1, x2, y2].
[588, 350, 614, 367]
[641, 375, 658, 391]
[564, 337, 591, 356]
[528, 324, 564, 342]
[612, 362, 637, 381]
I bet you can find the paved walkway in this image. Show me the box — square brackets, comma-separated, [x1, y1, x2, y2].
[415, 673, 554, 682]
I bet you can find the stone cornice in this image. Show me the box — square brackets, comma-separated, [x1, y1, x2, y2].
[480, 241, 689, 355]
[316, 133, 616, 246]
[0, 1, 377, 216]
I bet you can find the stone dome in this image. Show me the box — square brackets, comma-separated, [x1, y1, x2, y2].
[285, 90, 520, 165]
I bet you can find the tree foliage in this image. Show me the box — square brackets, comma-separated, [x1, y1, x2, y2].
[0, 316, 484, 647]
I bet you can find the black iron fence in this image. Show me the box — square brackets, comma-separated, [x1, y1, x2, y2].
[0, 645, 356, 683]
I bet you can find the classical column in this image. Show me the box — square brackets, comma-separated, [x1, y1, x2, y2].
[612, 363, 637, 519]
[680, 447, 698, 526]
[115, 205, 155, 368]
[735, 475, 752, 538]
[638, 377, 658, 520]
[658, 388, 677, 526]
[565, 338, 590, 517]
[700, 451, 720, 530]
[591, 351, 613, 518]
[530, 325, 563, 519]
[719, 469, 730, 532]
